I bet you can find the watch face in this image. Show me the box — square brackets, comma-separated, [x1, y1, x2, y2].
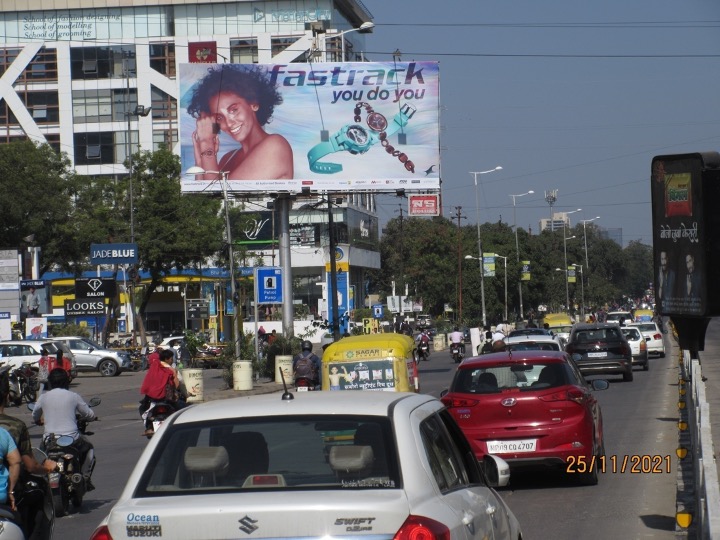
[346, 125, 369, 145]
[366, 112, 388, 132]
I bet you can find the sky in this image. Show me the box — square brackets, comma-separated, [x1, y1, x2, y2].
[362, 0, 720, 247]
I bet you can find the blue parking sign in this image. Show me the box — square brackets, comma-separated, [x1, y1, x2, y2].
[372, 304, 384, 319]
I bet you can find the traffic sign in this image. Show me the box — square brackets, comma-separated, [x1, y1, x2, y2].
[255, 267, 283, 304]
[372, 303, 384, 319]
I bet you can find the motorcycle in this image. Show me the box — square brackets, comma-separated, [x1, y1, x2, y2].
[12, 447, 55, 540]
[450, 342, 464, 364]
[31, 397, 100, 517]
[417, 341, 430, 362]
[294, 377, 317, 392]
[9, 365, 39, 406]
[140, 400, 176, 439]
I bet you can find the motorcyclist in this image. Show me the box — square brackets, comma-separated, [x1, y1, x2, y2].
[0, 367, 55, 539]
[449, 326, 465, 356]
[31, 369, 96, 491]
[292, 341, 321, 388]
[415, 329, 431, 360]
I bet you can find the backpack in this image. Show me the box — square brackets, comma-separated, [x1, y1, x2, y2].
[294, 353, 318, 380]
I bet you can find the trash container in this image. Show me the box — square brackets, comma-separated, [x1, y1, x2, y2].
[181, 368, 204, 403]
[232, 361, 253, 391]
[433, 333, 446, 351]
[275, 355, 293, 384]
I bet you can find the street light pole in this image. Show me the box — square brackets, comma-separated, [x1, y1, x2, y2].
[510, 190, 533, 319]
[470, 167, 502, 327]
[581, 216, 600, 272]
[337, 21, 375, 61]
[186, 167, 242, 362]
[495, 254, 508, 322]
[563, 234, 576, 312]
[573, 264, 585, 319]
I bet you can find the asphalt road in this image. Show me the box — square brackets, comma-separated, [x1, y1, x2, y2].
[13, 340, 681, 540]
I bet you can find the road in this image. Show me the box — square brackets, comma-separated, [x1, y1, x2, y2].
[16, 342, 679, 540]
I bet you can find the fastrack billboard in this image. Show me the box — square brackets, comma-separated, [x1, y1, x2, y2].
[179, 62, 440, 194]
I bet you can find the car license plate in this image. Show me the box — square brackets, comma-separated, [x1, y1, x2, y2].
[486, 439, 537, 454]
[588, 352, 607, 358]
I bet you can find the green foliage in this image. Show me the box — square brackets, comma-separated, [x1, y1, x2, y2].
[49, 323, 90, 338]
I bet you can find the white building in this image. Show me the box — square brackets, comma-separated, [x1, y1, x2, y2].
[1, 0, 380, 333]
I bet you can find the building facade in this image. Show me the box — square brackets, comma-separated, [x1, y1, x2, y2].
[0, 0, 380, 335]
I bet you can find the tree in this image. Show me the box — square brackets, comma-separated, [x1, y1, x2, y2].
[0, 140, 78, 273]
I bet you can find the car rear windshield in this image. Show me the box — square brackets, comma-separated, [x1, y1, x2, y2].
[621, 329, 641, 341]
[574, 327, 623, 342]
[134, 415, 400, 497]
[507, 341, 560, 352]
[453, 362, 571, 393]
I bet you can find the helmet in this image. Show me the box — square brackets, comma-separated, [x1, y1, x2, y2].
[301, 340, 313, 352]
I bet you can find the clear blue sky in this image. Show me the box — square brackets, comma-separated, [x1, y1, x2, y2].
[363, 0, 720, 246]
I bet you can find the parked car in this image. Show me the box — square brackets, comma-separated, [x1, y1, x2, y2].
[620, 326, 649, 371]
[90, 392, 523, 540]
[0, 340, 75, 375]
[628, 321, 666, 357]
[565, 323, 634, 382]
[441, 350, 608, 485]
[50, 336, 131, 376]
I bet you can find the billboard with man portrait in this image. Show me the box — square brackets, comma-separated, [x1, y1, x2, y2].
[178, 62, 440, 194]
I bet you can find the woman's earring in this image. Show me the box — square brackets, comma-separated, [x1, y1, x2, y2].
[252, 105, 259, 112]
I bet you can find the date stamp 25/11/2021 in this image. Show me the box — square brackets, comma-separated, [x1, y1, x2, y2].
[566, 455, 672, 475]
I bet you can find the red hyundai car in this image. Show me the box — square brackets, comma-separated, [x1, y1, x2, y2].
[441, 350, 608, 485]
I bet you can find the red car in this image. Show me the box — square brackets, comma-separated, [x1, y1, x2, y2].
[441, 350, 608, 484]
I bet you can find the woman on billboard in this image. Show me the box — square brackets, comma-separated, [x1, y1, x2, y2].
[187, 65, 294, 180]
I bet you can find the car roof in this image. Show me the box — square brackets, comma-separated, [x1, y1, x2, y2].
[459, 350, 568, 368]
[573, 322, 621, 330]
[170, 392, 439, 425]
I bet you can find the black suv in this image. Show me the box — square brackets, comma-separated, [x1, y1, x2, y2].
[565, 323, 634, 382]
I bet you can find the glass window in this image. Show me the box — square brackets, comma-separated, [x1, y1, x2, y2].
[150, 87, 176, 120]
[230, 39, 258, 64]
[149, 43, 176, 76]
[420, 414, 469, 493]
[74, 131, 123, 165]
[134, 416, 400, 497]
[453, 361, 571, 392]
[70, 45, 135, 80]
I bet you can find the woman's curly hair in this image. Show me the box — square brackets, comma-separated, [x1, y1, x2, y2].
[187, 65, 283, 126]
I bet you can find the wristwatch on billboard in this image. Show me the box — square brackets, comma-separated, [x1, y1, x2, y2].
[307, 102, 417, 174]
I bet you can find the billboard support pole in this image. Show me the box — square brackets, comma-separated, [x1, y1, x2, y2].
[278, 195, 294, 338]
[328, 194, 340, 341]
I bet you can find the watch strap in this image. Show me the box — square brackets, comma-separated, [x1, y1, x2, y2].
[386, 103, 417, 137]
[307, 139, 343, 174]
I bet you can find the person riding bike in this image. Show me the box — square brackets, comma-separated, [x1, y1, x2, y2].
[0, 366, 55, 539]
[416, 329, 431, 345]
[31, 369, 96, 491]
[449, 326, 465, 356]
[292, 341, 321, 388]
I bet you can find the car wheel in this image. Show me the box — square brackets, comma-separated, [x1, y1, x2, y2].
[98, 359, 119, 377]
[623, 369, 634, 382]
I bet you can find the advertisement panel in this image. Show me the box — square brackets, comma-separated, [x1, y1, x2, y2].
[408, 194, 440, 216]
[521, 261, 531, 281]
[179, 62, 440, 194]
[651, 154, 708, 316]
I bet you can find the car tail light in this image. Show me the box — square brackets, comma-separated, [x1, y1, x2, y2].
[394, 515, 451, 540]
[89, 526, 113, 540]
[653, 333, 662, 340]
[639, 340, 647, 351]
[440, 396, 478, 408]
[538, 388, 587, 405]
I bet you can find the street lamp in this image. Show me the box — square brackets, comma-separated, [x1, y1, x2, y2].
[470, 166, 502, 327]
[572, 264, 585, 319]
[563, 234, 576, 312]
[581, 216, 601, 271]
[186, 166, 242, 363]
[510, 190, 534, 319]
[336, 21, 375, 61]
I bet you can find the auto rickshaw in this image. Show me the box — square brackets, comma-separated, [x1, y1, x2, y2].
[539, 312, 574, 347]
[321, 333, 419, 392]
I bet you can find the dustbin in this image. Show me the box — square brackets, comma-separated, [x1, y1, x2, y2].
[275, 355, 293, 384]
[433, 333, 446, 351]
[181, 369, 204, 403]
[232, 361, 253, 391]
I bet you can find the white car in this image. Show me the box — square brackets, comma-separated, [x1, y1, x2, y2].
[90, 392, 523, 540]
[620, 326, 649, 371]
[628, 321, 666, 358]
[504, 334, 563, 352]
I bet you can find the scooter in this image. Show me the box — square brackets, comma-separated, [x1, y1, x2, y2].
[417, 341, 430, 362]
[450, 342, 464, 364]
[31, 397, 100, 517]
[294, 377, 317, 392]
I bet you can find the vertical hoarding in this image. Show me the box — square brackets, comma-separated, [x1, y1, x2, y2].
[179, 62, 440, 194]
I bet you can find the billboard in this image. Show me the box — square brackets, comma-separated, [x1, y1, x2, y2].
[179, 62, 440, 194]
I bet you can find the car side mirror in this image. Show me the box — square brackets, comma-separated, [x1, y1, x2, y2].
[590, 379, 610, 391]
[88, 347, 94, 353]
[482, 454, 510, 488]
